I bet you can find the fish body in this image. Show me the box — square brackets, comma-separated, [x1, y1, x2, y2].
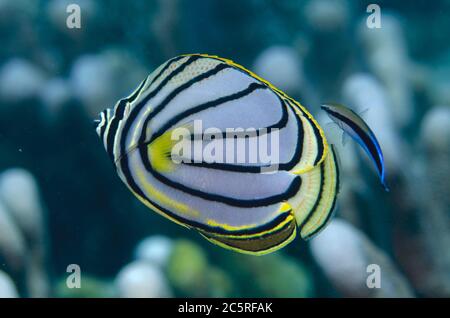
[95, 54, 340, 255]
[321, 103, 389, 191]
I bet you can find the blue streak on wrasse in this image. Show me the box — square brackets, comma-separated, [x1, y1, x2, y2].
[321, 103, 389, 192]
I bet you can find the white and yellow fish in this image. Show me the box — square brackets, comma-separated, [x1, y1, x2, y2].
[95, 54, 340, 255]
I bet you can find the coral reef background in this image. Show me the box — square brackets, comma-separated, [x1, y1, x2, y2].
[0, 0, 449, 297]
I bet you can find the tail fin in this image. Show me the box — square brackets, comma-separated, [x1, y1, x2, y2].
[288, 144, 340, 240]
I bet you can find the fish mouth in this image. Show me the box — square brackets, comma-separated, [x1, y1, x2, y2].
[320, 104, 333, 112]
[321, 103, 340, 111]
[93, 119, 101, 129]
[94, 109, 110, 137]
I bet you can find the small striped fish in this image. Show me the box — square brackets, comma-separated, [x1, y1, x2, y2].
[321, 103, 389, 192]
[95, 54, 340, 255]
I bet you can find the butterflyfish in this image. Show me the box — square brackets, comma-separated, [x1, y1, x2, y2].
[321, 103, 389, 192]
[95, 54, 340, 255]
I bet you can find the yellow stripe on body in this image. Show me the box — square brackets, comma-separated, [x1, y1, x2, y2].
[135, 173, 199, 218]
[118, 178, 192, 229]
[200, 225, 297, 256]
[147, 128, 179, 173]
[199, 202, 297, 255]
[300, 145, 339, 239]
[121, 153, 201, 220]
[288, 164, 323, 226]
[202, 202, 294, 239]
[120, 156, 297, 255]
[124, 161, 297, 254]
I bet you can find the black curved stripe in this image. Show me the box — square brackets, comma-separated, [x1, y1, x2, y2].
[118, 155, 203, 229]
[186, 92, 289, 141]
[144, 54, 288, 144]
[181, 161, 272, 173]
[326, 109, 383, 175]
[116, 56, 206, 231]
[148, 82, 268, 144]
[149, 55, 187, 89]
[105, 77, 148, 162]
[135, 60, 309, 207]
[131, 61, 301, 204]
[278, 107, 304, 170]
[178, 104, 303, 173]
[202, 210, 293, 238]
[113, 55, 299, 237]
[302, 148, 339, 239]
[285, 99, 324, 166]
[202, 216, 296, 253]
[207, 55, 314, 171]
[137, 62, 231, 148]
[117, 55, 200, 171]
[140, 146, 302, 207]
[115, 77, 148, 117]
[99, 110, 108, 141]
[298, 163, 325, 229]
[115, 56, 294, 231]
[118, 155, 297, 237]
[119, 55, 201, 161]
[311, 121, 325, 165]
[198, 54, 320, 167]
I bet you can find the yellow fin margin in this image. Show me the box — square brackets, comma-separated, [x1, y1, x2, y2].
[199, 202, 297, 255]
[300, 145, 339, 239]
